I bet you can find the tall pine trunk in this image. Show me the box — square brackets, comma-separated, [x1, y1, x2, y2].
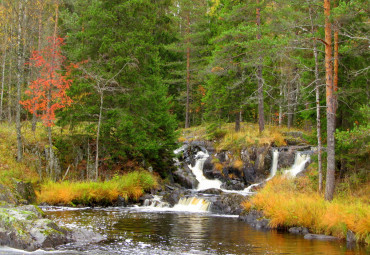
[324, 0, 336, 201]
[256, 0, 264, 133]
[333, 0, 339, 112]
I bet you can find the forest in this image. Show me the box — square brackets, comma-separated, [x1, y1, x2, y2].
[0, 0, 369, 251]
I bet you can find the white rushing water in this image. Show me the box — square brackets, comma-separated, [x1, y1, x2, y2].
[242, 149, 279, 193]
[283, 152, 310, 177]
[190, 151, 222, 191]
[173, 197, 211, 212]
[266, 149, 279, 181]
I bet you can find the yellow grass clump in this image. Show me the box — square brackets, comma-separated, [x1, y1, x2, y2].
[243, 176, 370, 244]
[37, 171, 158, 205]
[233, 159, 244, 170]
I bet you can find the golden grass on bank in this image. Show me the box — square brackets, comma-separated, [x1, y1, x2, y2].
[244, 176, 370, 244]
[179, 122, 299, 153]
[37, 171, 158, 205]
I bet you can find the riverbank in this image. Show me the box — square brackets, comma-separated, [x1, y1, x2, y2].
[241, 175, 370, 245]
[37, 171, 158, 206]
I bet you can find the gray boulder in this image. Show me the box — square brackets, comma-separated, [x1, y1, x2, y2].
[173, 164, 199, 189]
[346, 230, 356, 243]
[288, 227, 309, 235]
[239, 210, 272, 230]
[0, 205, 70, 251]
[210, 193, 246, 215]
[304, 234, 340, 241]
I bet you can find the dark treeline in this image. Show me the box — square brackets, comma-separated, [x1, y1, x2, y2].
[0, 0, 368, 200]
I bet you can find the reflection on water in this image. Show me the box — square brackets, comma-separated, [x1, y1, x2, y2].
[6, 207, 368, 255]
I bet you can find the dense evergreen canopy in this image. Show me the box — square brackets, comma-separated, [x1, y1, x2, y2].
[0, 0, 368, 194]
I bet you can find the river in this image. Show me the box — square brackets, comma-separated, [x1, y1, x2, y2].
[12, 206, 364, 255]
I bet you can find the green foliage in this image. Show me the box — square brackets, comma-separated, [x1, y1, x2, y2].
[60, 0, 178, 174]
[205, 122, 226, 140]
[336, 106, 370, 177]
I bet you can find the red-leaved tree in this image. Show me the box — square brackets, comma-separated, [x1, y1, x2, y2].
[21, 37, 75, 180]
[21, 37, 74, 127]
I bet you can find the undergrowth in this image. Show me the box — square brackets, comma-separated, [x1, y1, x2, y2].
[242, 176, 370, 244]
[0, 123, 41, 186]
[37, 171, 158, 205]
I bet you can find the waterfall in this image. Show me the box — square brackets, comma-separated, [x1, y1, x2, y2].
[190, 151, 222, 191]
[173, 197, 211, 212]
[142, 195, 211, 212]
[284, 152, 310, 177]
[267, 149, 279, 181]
[143, 195, 170, 208]
[243, 149, 279, 193]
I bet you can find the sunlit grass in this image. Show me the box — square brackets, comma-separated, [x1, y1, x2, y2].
[179, 122, 306, 153]
[243, 176, 370, 244]
[37, 171, 158, 205]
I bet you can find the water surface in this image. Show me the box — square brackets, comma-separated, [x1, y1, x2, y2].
[38, 207, 369, 255]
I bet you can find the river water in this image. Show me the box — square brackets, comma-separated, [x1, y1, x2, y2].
[29, 206, 366, 255]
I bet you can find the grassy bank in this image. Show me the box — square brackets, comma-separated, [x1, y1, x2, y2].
[242, 176, 370, 244]
[37, 171, 158, 205]
[180, 122, 307, 152]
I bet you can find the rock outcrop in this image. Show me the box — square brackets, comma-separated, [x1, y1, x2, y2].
[0, 204, 70, 251]
[239, 210, 271, 230]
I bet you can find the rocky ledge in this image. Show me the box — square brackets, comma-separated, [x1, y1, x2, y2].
[0, 183, 104, 251]
[0, 203, 70, 251]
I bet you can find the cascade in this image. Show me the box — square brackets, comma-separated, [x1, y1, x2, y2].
[173, 197, 211, 212]
[283, 152, 310, 177]
[143, 195, 170, 208]
[242, 149, 279, 193]
[266, 149, 279, 181]
[190, 151, 222, 191]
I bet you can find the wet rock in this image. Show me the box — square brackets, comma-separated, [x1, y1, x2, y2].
[304, 234, 340, 241]
[220, 180, 245, 191]
[242, 166, 256, 185]
[114, 195, 127, 207]
[210, 193, 246, 215]
[277, 150, 296, 169]
[69, 228, 105, 244]
[163, 188, 188, 206]
[198, 188, 222, 195]
[173, 164, 199, 189]
[346, 230, 356, 243]
[288, 227, 309, 235]
[0, 205, 71, 251]
[138, 194, 154, 205]
[239, 210, 271, 230]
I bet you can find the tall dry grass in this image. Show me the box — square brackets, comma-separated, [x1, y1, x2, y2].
[37, 171, 158, 205]
[243, 176, 370, 244]
[179, 122, 295, 153]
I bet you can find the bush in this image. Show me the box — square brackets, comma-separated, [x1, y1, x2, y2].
[37, 171, 158, 205]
